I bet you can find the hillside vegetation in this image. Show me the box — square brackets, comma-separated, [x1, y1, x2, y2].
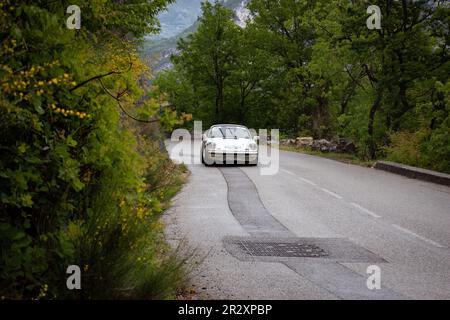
[156, 0, 450, 173]
[0, 0, 191, 299]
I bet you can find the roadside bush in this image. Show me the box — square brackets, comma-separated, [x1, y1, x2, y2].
[385, 129, 450, 174]
[384, 131, 423, 167]
[0, 0, 186, 299]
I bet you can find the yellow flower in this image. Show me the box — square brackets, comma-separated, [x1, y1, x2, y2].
[18, 143, 27, 154]
[37, 283, 48, 299]
[136, 207, 145, 219]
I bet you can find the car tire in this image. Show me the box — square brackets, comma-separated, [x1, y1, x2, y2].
[202, 147, 212, 166]
[201, 147, 205, 164]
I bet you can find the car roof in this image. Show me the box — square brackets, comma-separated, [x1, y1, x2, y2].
[210, 124, 247, 129]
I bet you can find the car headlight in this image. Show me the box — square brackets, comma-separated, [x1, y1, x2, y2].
[249, 142, 258, 151]
[206, 142, 216, 150]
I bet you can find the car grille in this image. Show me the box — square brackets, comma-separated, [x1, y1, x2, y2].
[211, 153, 255, 164]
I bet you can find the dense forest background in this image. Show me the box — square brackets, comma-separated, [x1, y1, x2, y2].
[155, 0, 450, 173]
[0, 0, 190, 299]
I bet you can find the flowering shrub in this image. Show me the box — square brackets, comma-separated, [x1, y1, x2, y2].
[0, 0, 186, 299]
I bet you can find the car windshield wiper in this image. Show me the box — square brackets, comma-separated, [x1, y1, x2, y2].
[225, 128, 238, 139]
[218, 128, 226, 138]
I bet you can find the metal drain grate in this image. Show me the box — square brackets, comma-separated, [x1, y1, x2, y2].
[238, 241, 329, 258]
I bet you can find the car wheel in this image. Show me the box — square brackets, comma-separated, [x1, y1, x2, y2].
[202, 147, 211, 166]
[201, 147, 205, 164]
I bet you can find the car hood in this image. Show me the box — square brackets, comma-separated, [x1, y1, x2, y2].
[208, 138, 255, 150]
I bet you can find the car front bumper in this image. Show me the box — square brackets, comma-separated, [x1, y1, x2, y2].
[207, 151, 258, 164]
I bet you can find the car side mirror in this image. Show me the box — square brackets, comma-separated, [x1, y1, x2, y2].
[202, 134, 207, 141]
[253, 136, 259, 142]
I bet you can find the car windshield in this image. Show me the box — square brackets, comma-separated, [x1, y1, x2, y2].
[210, 127, 251, 139]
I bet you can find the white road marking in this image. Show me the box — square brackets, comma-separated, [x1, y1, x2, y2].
[281, 169, 296, 176]
[299, 177, 317, 187]
[349, 202, 381, 218]
[392, 224, 446, 248]
[281, 169, 317, 186]
[320, 188, 343, 200]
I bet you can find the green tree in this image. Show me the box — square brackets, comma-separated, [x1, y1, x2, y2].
[158, 0, 449, 172]
[173, 1, 240, 125]
[334, 0, 449, 158]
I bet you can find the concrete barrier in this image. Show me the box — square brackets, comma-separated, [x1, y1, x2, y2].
[374, 161, 450, 186]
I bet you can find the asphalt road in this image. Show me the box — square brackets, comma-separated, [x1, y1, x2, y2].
[164, 139, 450, 300]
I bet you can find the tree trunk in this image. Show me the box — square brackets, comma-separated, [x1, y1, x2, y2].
[215, 79, 223, 123]
[313, 95, 330, 139]
[368, 88, 384, 159]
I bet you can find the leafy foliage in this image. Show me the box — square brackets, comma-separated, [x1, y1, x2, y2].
[0, 0, 191, 299]
[157, 0, 449, 171]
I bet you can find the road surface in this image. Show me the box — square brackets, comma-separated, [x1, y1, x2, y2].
[164, 139, 450, 300]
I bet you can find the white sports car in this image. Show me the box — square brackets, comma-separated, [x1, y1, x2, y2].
[201, 124, 259, 166]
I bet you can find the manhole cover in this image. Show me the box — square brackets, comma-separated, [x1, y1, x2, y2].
[223, 236, 386, 262]
[238, 241, 329, 258]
